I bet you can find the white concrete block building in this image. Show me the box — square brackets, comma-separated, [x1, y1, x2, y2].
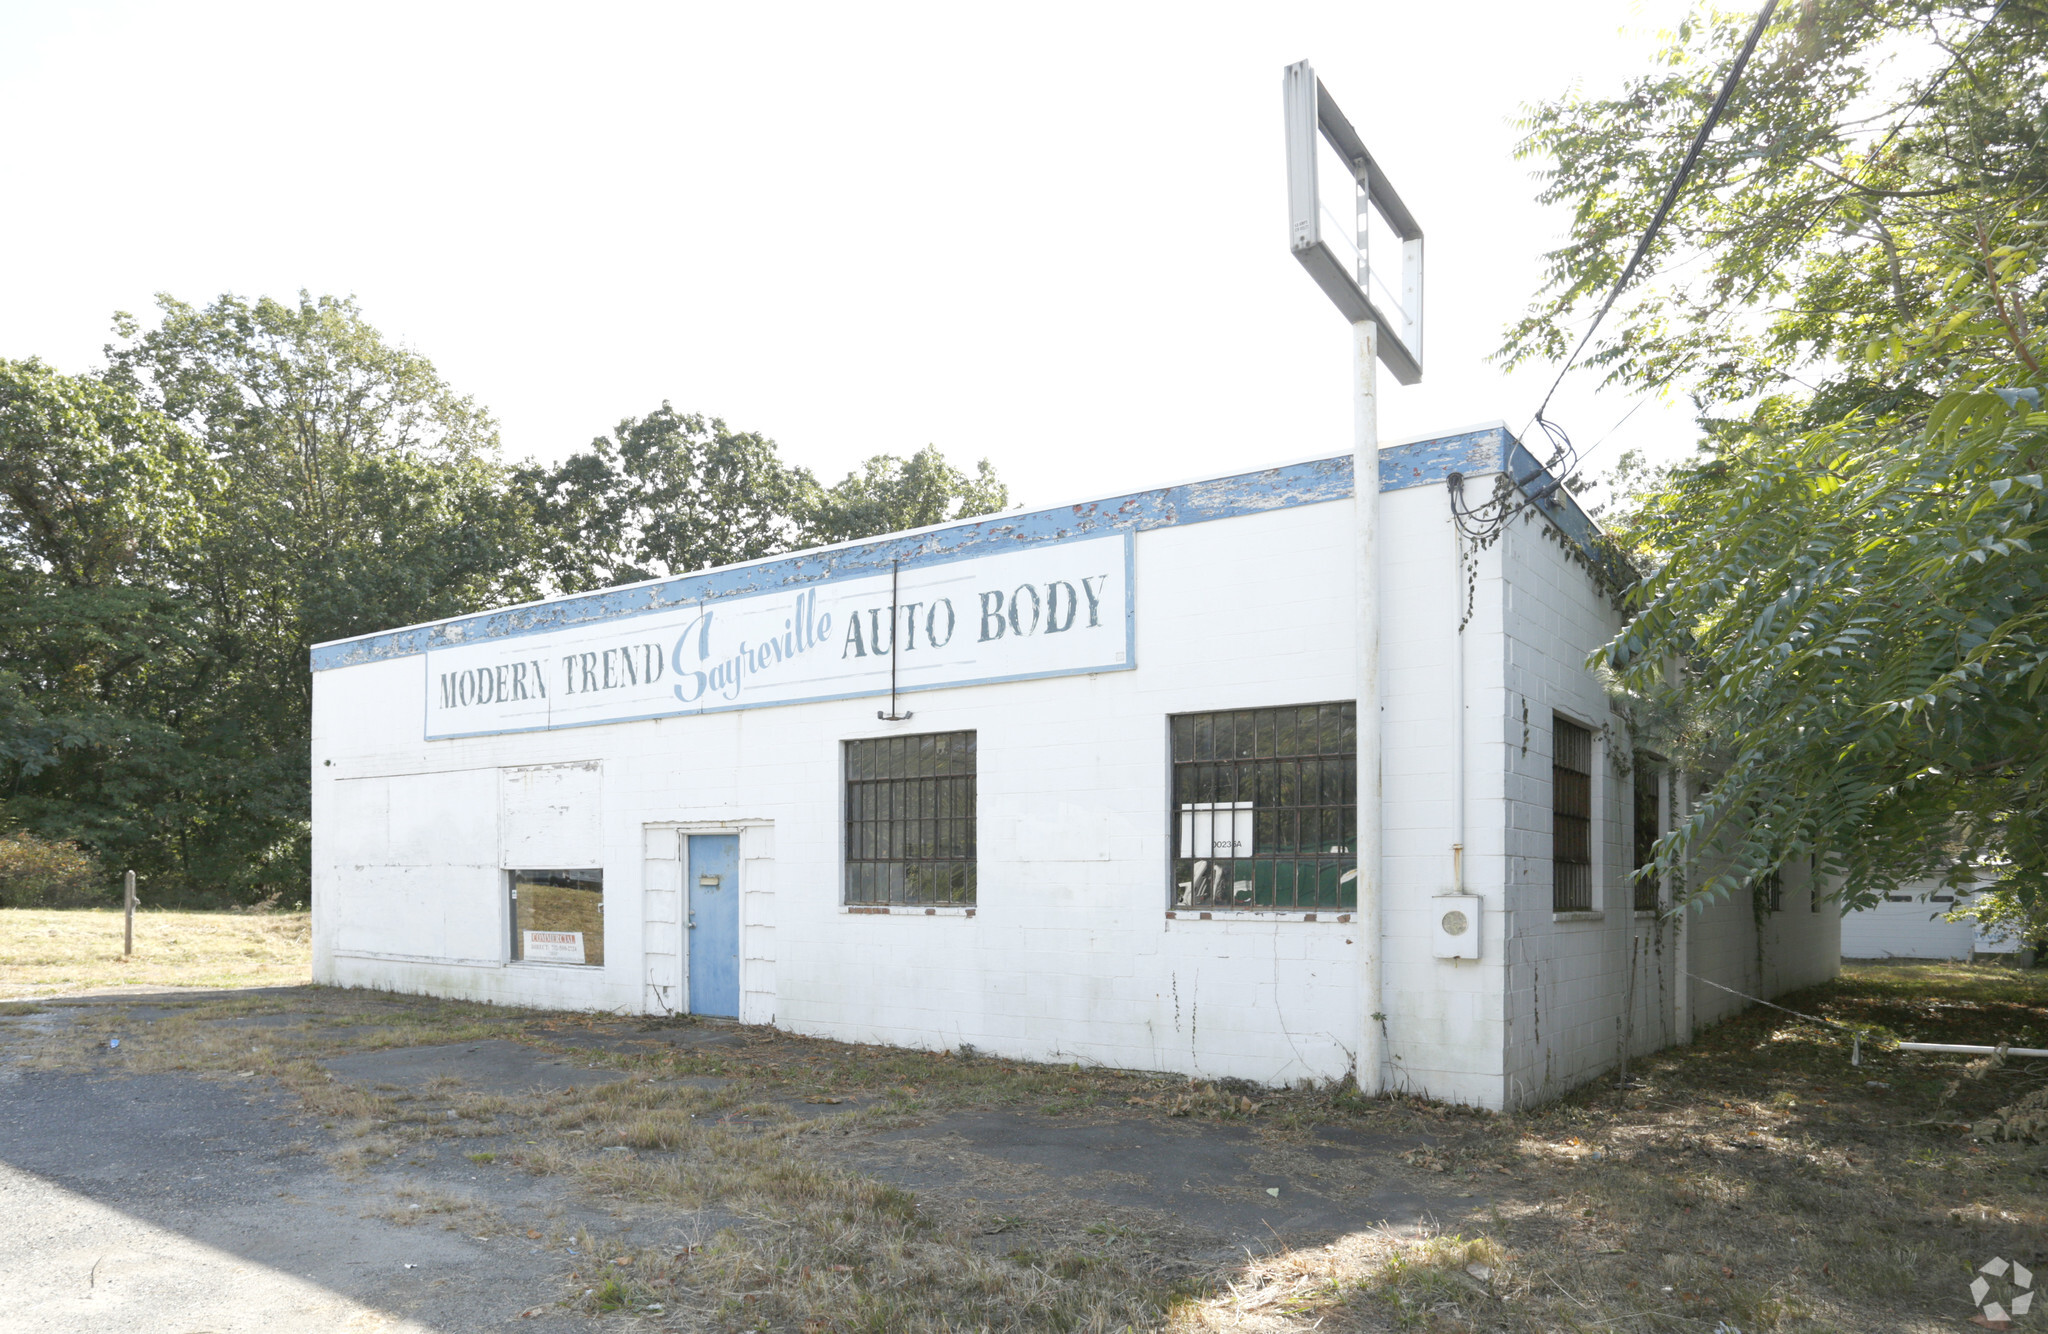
[310, 424, 1839, 1109]
[1839, 878, 2018, 960]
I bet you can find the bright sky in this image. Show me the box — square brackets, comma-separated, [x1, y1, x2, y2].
[0, 0, 1699, 512]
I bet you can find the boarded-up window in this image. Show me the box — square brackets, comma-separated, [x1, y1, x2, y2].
[1170, 703, 1356, 910]
[499, 762, 602, 869]
[1553, 716, 1593, 912]
[844, 732, 977, 906]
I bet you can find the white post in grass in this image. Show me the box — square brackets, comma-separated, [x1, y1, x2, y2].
[123, 869, 136, 956]
[1352, 316, 1385, 1094]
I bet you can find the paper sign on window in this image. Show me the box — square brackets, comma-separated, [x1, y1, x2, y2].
[522, 930, 585, 964]
[1179, 802, 1255, 859]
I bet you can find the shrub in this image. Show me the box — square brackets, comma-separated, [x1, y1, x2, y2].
[0, 831, 107, 908]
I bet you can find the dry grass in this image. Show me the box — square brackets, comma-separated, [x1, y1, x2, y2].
[8, 962, 2047, 1331]
[1171, 961, 2048, 1333]
[0, 906, 310, 997]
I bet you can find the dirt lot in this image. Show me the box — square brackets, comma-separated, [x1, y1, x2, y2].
[2, 961, 2045, 1332]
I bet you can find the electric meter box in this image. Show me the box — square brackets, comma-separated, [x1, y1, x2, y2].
[1432, 895, 1481, 960]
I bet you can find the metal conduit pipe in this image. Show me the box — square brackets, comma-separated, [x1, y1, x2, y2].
[1449, 495, 1464, 896]
[1895, 1043, 2048, 1058]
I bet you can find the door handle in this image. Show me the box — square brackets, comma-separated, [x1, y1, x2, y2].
[687, 913, 697, 930]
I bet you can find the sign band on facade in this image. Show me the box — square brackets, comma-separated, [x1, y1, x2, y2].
[423, 534, 1133, 739]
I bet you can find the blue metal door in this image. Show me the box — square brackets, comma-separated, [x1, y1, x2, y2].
[687, 834, 741, 1017]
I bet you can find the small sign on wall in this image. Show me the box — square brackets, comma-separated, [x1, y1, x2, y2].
[522, 930, 586, 964]
[1179, 802, 1255, 859]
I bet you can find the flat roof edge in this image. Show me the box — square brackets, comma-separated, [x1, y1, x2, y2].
[313, 425, 1551, 671]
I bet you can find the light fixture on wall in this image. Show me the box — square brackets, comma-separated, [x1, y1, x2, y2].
[877, 558, 912, 722]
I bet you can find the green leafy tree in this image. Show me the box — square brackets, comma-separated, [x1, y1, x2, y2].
[805, 446, 1011, 547]
[516, 406, 823, 593]
[521, 415, 1011, 591]
[87, 293, 538, 899]
[1504, 1, 2048, 924]
[6, 291, 1014, 902]
[0, 357, 218, 883]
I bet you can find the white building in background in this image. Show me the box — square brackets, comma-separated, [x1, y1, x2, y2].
[1839, 879, 2019, 960]
[309, 424, 1839, 1109]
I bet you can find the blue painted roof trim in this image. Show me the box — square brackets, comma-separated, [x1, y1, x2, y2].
[312, 425, 1594, 671]
[1504, 441, 1607, 566]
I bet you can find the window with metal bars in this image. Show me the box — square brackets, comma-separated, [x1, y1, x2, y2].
[1553, 716, 1593, 912]
[1631, 754, 1662, 912]
[844, 732, 976, 906]
[1170, 703, 1356, 911]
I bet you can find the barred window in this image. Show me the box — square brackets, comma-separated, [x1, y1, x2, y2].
[1631, 754, 1662, 912]
[1171, 703, 1356, 911]
[1553, 716, 1593, 912]
[845, 732, 976, 906]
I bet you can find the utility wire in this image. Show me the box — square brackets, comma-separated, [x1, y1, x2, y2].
[1524, 0, 2013, 506]
[1531, 0, 1782, 426]
[1457, 0, 1782, 545]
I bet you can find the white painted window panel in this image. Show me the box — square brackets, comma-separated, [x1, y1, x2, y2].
[329, 777, 388, 854]
[334, 865, 500, 962]
[387, 769, 495, 865]
[499, 762, 602, 867]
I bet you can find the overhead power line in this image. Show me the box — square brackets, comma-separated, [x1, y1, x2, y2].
[1532, 0, 1782, 426]
[1458, 0, 1782, 545]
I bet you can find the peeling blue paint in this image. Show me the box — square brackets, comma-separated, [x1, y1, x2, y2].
[1378, 427, 1511, 493]
[1504, 441, 1605, 566]
[312, 425, 1598, 671]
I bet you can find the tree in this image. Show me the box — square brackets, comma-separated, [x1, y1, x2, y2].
[1502, 1, 2048, 922]
[1503, 0, 2048, 413]
[520, 414, 1012, 592]
[516, 406, 822, 594]
[6, 292, 1015, 902]
[87, 292, 539, 899]
[0, 357, 216, 890]
[805, 446, 1011, 547]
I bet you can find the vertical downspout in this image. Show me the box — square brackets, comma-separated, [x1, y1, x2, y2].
[1354, 318, 1385, 1096]
[1449, 496, 1465, 894]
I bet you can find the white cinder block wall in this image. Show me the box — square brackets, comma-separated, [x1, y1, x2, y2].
[1684, 860, 1840, 1031]
[313, 498, 1366, 1085]
[1493, 505, 1657, 1105]
[310, 426, 1839, 1109]
[1486, 496, 1841, 1105]
[1838, 879, 2012, 959]
[1376, 482, 1507, 1107]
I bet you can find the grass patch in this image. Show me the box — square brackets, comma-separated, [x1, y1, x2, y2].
[11, 959, 2048, 1330]
[1174, 961, 2048, 1331]
[0, 906, 310, 997]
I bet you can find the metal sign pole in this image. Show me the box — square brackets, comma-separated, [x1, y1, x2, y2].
[1352, 318, 1384, 1096]
[1285, 59, 1420, 1100]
